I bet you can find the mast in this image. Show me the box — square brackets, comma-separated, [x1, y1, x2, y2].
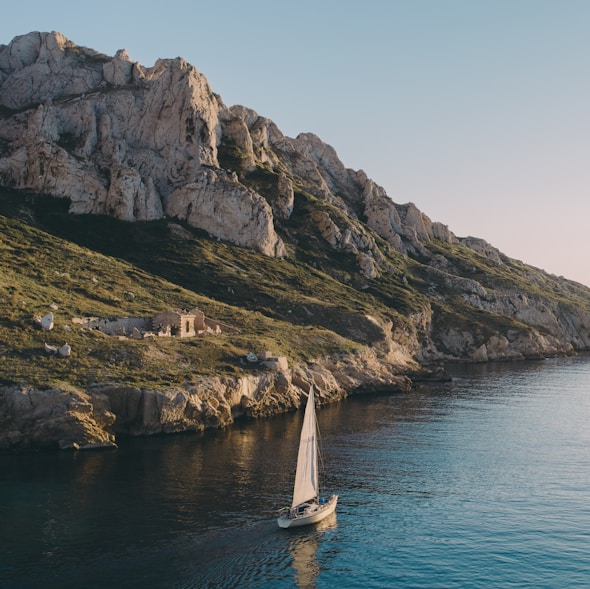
[291, 387, 319, 507]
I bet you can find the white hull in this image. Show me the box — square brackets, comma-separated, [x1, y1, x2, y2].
[277, 495, 338, 529]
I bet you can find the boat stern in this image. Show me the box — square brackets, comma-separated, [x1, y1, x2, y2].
[276, 495, 338, 529]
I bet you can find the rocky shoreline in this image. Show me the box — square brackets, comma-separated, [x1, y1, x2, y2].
[3, 346, 581, 452]
[1, 32, 589, 451]
[0, 353, 416, 451]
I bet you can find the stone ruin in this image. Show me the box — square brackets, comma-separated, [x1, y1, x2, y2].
[72, 308, 240, 339]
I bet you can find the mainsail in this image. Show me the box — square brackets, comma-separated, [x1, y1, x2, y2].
[291, 387, 319, 508]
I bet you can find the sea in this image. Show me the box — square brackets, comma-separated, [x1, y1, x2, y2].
[1, 355, 590, 588]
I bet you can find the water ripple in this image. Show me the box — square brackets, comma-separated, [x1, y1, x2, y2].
[2, 356, 590, 588]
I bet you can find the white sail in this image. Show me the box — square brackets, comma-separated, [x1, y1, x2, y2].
[277, 385, 338, 528]
[291, 387, 319, 508]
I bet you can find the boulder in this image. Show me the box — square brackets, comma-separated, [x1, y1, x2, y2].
[58, 343, 71, 357]
[0, 386, 116, 450]
[40, 313, 54, 330]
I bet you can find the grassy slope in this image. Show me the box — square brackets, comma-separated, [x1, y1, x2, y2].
[2, 182, 589, 392]
[0, 207, 370, 387]
[411, 238, 590, 350]
[224, 150, 590, 337]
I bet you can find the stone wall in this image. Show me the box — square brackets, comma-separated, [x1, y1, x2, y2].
[73, 316, 151, 336]
[204, 317, 240, 335]
[153, 311, 196, 337]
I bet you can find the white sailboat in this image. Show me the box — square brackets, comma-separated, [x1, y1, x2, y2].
[277, 386, 338, 529]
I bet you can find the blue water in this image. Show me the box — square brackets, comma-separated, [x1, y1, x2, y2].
[1, 356, 590, 588]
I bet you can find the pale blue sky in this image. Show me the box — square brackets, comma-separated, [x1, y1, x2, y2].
[3, 1, 589, 285]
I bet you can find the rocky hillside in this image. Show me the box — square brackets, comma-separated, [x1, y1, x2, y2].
[1, 31, 590, 449]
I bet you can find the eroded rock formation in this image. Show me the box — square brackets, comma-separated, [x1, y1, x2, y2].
[0, 355, 411, 451]
[0, 31, 455, 262]
[0, 31, 283, 255]
[0, 385, 116, 450]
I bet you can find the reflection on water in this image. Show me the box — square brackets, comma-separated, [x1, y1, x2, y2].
[2, 355, 590, 588]
[288, 513, 337, 589]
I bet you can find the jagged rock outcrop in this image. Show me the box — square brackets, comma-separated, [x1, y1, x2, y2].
[0, 355, 411, 450]
[0, 31, 284, 255]
[165, 169, 285, 257]
[415, 262, 590, 360]
[0, 385, 116, 450]
[0, 31, 487, 265]
[362, 173, 456, 255]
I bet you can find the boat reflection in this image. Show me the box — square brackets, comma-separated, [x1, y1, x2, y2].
[288, 512, 337, 588]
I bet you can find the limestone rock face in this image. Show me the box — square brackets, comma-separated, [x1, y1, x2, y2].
[0, 385, 116, 450]
[459, 236, 503, 264]
[1, 31, 590, 375]
[431, 324, 569, 363]
[217, 106, 461, 266]
[299, 351, 414, 396]
[274, 173, 295, 219]
[0, 31, 488, 265]
[0, 31, 287, 256]
[414, 266, 590, 362]
[165, 169, 286, 257]
[0, 352, 418, 450]
[0, 32, 103, 108]
[361, 173, 456, 254]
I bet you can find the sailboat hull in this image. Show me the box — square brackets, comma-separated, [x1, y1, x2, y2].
[277, 495, 338, 529]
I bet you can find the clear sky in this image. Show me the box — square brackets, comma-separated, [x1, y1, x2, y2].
[2, 0, 589, 286]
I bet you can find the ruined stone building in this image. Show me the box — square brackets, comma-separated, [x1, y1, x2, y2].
[152, 309, 205, 338]
[73, 307, 240, 339]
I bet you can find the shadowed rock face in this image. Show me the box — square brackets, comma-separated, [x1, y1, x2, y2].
[0, 385, 117, 450]
[0, 31, 452, 262]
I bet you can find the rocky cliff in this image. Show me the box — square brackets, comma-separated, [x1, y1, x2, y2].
[2, 32, 590, 450]
[0, 32, 284, 255]
[0, 353, 412, 450]
[0, 31, 454, 261]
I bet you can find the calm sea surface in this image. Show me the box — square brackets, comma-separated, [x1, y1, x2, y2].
[1, 355, 590, 588]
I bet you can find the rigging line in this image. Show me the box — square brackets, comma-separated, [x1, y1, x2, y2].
[315, 408, 327, 497]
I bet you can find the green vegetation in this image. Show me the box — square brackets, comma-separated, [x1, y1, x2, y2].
[20, 192, 421, 341]
[2, 182, 588, 391]
[0, 203, 365, 389]
[421, 238, 590, 311]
